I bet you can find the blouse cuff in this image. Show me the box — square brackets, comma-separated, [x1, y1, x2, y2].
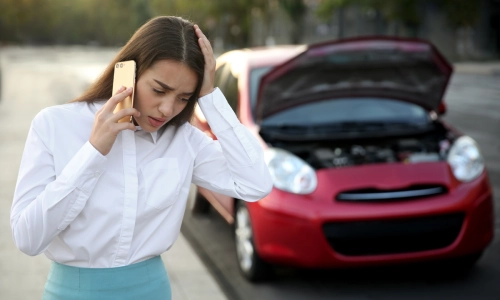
[57, 141, 108, 194]
[198, 87, 240, 134]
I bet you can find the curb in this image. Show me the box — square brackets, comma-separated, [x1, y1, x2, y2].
[453, 62, 500, 76]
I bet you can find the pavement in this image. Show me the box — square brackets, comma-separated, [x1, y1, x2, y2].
[163, 235, 227, 300]
[0, 46, 227, 300]
[0, 46, 499, 300]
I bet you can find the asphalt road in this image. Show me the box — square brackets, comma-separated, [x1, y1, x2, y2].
[181, 71, 500, 300]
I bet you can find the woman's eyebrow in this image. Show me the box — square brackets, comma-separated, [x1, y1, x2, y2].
[153, 79, 194, 95]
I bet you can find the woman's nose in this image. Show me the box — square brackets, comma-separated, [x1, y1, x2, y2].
[158, 98, 174, 117]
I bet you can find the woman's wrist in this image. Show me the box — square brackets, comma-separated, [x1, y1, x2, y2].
[199, 87, 216, 98]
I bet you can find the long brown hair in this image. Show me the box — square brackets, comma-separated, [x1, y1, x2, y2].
[73, 16, 204, 127]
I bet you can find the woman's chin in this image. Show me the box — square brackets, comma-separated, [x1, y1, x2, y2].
[139, 123, 159, 133]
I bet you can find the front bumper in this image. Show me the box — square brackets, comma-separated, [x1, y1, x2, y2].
[250, 172, 494, 268]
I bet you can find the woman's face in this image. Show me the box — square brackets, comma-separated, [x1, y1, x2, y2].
[133, 59, 197, 132]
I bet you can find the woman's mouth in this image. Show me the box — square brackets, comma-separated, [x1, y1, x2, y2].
[148, 116, 166, 127]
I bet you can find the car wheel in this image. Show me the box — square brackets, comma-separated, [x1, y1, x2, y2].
[234, 200, 273, 282]
[191, 188, 210, 214]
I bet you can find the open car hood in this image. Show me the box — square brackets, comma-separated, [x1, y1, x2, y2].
[256, 37, 453, 120]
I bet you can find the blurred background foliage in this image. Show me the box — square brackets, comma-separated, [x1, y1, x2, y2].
[316, 0, 480, 36]
[0, 0, 304, 47]
[0, 0, 496, 59]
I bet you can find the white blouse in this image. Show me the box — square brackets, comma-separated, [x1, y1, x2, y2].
[10, 88, 272, 268]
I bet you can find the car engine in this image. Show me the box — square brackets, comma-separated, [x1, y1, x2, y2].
[308, 138, 447, 169]
[266, 126, 455, 170]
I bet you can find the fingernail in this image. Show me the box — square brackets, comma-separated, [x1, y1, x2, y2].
[119, 86, 125, 91]
[127, 87, 132, 91]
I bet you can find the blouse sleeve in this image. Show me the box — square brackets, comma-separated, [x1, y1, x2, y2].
[191, 88, 273, 202]
[10, 111, 107, 256]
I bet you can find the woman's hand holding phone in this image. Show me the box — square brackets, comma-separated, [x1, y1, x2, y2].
[89, 86, 140, 156]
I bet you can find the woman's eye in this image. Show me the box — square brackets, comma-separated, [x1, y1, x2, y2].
[181, 98, 190, 102]
[153, 89, 164, 94]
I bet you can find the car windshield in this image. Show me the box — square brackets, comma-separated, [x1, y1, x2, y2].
[261, 98, 430, 128]
[250, 66, 272, 111]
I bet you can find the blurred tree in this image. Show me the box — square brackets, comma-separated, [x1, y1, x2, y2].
[89, 0, 153, 45]
[150, 0, 254, 48]
[440, 0, 480, 28]
[315, 0, 422, 38]
[316, 0, 350, 38]
[316, 0, 349, 21]
[1, 0, 480, 52]
[149, 0, 213, 34]
[0, 0, 23, 42]
[279, 0, 308, 44]
[0, 0, 153, 45]
[377, 0, 421, 37]
[440, 0, 481, 58]
[207, 0, 269, 48]
[0, 0, 53, 43]
[0, 0, 267, 47]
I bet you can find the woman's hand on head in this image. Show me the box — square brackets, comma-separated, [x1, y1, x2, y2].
[89, 86, 141, 156]
[194, 25, 215, 98]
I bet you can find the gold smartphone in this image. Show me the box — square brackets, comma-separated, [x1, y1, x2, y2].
[112, 60, 136, 123]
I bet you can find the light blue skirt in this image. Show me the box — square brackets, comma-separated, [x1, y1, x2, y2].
[42, 256, 171, 300]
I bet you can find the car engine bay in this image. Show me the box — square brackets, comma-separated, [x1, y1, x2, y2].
[264, 123, 457, 170]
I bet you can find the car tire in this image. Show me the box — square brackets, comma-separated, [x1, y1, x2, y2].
[432, 251, 483, 275]
[191, 189, 211, 214]
[450, 251, 483, 271]
[234, 200, 273, 282]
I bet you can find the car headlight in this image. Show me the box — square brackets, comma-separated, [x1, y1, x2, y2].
[447, 136, 485, 182]
[264, 148, 317, 194]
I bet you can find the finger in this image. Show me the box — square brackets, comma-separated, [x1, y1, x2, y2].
[197, 36, 215, 66]
[115, 121, 137, 132]
[110, 107, 140, 123]
[195, 27, 214, 54]
[201, 38, 214, 59]
[202, 36, 214, 54]
[114, 85, 126, 95]
[197, 37, 209, 57]
[194, 24, 203, 38]
[97, 86, 125, 114]
[194, 25, 210, 48]
[99, 86, 126, 114]
[104, 87, 133, 113]
[195, 26, 207, 40]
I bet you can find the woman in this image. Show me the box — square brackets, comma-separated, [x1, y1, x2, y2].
[10, 16, 272, 299]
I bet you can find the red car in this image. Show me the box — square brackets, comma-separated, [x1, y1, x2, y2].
[191, 37, 494, 281]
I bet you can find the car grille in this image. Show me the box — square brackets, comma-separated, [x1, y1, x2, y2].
[323, 213, 464, 256]
[336, 185, 447, 202]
